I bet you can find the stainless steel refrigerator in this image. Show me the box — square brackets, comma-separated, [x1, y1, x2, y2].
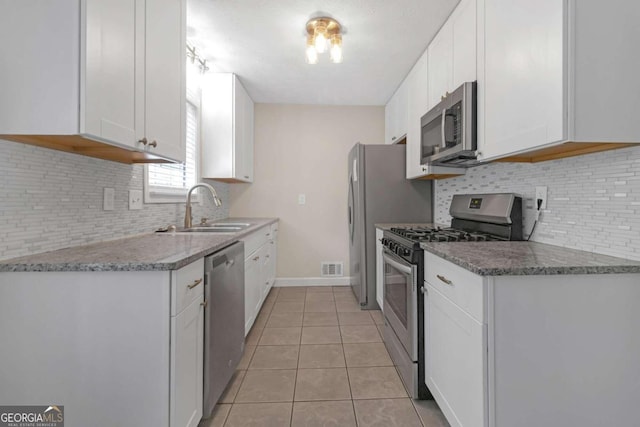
[348, 143, 433, 309]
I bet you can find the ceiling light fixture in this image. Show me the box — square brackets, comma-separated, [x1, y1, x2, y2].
[305, 17, 343, 64]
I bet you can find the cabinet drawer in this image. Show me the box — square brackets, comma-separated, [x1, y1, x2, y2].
[171, 258, 205, 316]
[242, 226, 270, 256]
[424, 252, 484, 322]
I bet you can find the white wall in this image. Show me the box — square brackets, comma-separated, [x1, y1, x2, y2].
[435, 145, 640, 261]
[0, 139, 228, 260]
[229, 104, 385, 278]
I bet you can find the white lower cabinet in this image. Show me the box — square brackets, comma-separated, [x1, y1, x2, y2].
[424, 252, 640, 427]
[425, 285, 485, 427]
[242, 222, 279, 334]
[0, 257, 204, 427]
[170, 296, 204, 427]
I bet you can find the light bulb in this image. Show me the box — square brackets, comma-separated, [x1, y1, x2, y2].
[330, 34, 343, 63]
[314, 26, 327, 53]
[305, 35, 318, 64]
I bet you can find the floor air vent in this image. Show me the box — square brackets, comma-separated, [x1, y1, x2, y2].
[321, 262, 344, 277]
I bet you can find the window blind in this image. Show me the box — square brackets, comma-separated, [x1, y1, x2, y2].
[147, 100, 198, 194]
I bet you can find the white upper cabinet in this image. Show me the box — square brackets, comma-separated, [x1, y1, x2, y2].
[83, 0, 138, 147]
[143, 0, 186, 162]
[384, 79, 409, 144]
[0, 0, 185, 164]
[477, 0, 640, 162]
[451, 0, 477, 88]
[406, 52, 430, 178]
[428, 0, 477, 111]
[201, 73, 254, 183]
[427, 22, 453, 111]
[477, 0, 563, 162]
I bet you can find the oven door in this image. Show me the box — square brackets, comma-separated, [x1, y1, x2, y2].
[382, 249, 418, 359]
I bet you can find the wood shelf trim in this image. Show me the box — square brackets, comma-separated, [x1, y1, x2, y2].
[495, 142, 637, 163]
[1, 134, 175, 164]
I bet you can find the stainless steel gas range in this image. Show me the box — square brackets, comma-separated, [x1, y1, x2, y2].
[381, 193, 523, 399]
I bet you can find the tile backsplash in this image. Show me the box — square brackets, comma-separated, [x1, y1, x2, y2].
[0, 140, 229, 260]
[435, 145, 640, 261]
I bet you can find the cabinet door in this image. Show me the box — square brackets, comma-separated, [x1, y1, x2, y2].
[427, 21, 453, 110]
[385, 80, 409, 144]
[259, 244, 272, 302]
[406, 51, 429, 178]
[233, 77, 255, 183]
[452, 0, 477, 88]
[201, 73, 234, 179]
[170, 298, 204, 427]
[265, 239, 276, 291]
[144, 0, 186, 161]
[244, 251, 261, 335]
[242, 86, 255, 182]
[233, 78, 247, 180]
[82, 0, 139, 147]
[478, 0, 564, 161]
[426, 285, 486, 427]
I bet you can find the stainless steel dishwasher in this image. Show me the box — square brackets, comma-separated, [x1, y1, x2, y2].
[203, 241, 245, 418]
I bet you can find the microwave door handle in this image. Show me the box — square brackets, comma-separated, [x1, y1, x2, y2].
[440, 108, 447, 148]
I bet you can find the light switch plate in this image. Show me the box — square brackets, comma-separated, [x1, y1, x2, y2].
[103, 188, 115, 211]
[298, 194, 306, 205]
[129, 189, 143, 210]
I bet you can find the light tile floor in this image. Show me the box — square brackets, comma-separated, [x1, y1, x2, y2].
[200, 286, 450, 427]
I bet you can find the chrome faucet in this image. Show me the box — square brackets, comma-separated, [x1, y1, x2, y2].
[184, 183, 222, 228]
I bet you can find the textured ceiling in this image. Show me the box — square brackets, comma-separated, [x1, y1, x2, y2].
[187, 0, 460, 105]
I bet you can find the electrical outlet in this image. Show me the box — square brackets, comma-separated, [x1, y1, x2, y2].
[103, 188, 115, 211]
[298, 194, 306, 205]
[129, 189, 143, 210]
[535, 186, 548, 210]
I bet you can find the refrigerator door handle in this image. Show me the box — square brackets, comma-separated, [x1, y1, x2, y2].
[348, 172, 355, 242]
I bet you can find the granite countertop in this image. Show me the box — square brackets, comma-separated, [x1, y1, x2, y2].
[0, 218, 278, 272]
[376, 222, 640, 276]
[421, 241, 640, 276]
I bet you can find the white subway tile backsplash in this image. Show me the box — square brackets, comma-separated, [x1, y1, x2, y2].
[0, 139, 229, 260]
[435, 145, 640, 261]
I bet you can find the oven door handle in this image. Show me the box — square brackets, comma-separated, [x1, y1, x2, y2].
[382, 252, 413, 276]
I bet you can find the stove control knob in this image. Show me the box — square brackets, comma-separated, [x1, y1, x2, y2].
[403, 248, 411, 256]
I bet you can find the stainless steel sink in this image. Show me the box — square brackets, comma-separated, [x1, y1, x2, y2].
[157, 222, 253, 234]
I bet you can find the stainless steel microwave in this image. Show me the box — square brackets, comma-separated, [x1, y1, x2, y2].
[420, 81, 478, 166]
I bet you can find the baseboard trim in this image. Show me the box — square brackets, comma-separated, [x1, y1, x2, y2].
[275, 277, 350, 287]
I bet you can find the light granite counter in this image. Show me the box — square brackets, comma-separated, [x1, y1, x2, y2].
[0, 218, 278, 272]
[421, 241, 640, 276]
[375, 222, 640, 276]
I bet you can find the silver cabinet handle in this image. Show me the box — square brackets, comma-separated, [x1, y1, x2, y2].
[436, 274, 453, 285]
[392, 136, 397, 141]
[253, 256, 260, 261]
[266, 233, 271, 237]
[244, 175, 249, 179]
[201, 299, 208, 308]
[149, 140, 157, 148]
[188, 278, 203, 289]
[225, 259, 235, 267]
[138, 137, 148, 145]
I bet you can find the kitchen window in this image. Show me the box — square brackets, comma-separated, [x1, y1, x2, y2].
[144, 65, 200, 203]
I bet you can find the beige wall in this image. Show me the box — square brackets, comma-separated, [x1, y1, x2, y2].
[229, 104, 385, 278]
